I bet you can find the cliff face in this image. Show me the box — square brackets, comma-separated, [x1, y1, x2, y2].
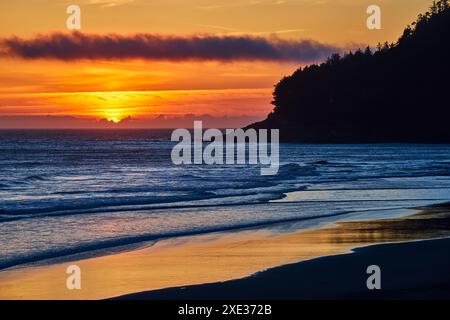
[250, 1, 450, 143]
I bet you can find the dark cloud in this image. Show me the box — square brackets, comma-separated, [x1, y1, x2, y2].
[0, 32, 343, 62]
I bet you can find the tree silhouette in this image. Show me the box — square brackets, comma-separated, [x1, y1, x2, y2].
[250, 1, 450, 143]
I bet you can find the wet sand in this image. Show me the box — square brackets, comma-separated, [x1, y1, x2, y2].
[1, 204, 450, 300]
[120, 237, 450, 300]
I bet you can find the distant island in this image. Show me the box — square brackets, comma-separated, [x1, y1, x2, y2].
[249, 0, 450, 143]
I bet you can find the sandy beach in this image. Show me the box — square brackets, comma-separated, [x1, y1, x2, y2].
[1, 203, 449, 300]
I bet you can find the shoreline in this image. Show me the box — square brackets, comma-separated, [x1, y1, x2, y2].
[118, 236, 450, 300]
[116, 204, 450, 300]
[0, 205, 394, 271]
[1, 203, 449, 300]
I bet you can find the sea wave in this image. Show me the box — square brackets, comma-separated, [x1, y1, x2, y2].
[0, 162, 313, 220]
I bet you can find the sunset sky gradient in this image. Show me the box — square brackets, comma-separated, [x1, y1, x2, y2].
[0, 0, 431, 128]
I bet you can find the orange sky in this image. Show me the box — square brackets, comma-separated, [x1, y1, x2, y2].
[0, 0, 432, 127]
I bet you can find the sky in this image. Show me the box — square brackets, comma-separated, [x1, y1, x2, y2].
[0, 0, 432, 128]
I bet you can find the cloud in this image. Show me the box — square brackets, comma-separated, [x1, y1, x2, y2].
[0, 32, 343, 63]
[85, 0, 135, 8]
[197, 0, 286, 11]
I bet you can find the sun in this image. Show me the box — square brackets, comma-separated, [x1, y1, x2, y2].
[107, 116, 121, 123]
[103, 109, 124, 123]
[97, 92, 135, 122]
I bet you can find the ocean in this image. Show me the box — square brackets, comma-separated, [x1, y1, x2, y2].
[1, 129, 450, 270]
